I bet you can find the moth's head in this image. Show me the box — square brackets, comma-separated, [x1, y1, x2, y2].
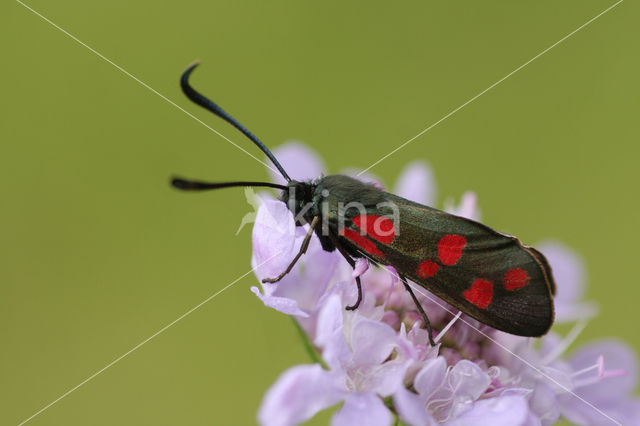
[279, 180, 317, 226]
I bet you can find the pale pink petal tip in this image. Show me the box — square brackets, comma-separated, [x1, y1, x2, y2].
[332, 393, 392, 426]
[339, 167, 386, 190]
[251, 200, 297, 280]
[537, 240, 599, 322]
[257, 364, 342, 426]
[352, 258, 370, 279]
[394, 160, 436, 205]
[444, 191, 480, 221]
[267, 141, 326, 185]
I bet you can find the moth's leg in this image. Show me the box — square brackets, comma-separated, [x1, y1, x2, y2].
[262, 216, 319, 284]
[346, 277, 363, 311]
[400, 275, 436, 346]
[327, 231, 363, 311]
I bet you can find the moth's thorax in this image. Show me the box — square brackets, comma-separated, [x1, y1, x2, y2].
[279, 179, 319, 226]
[279, 174, 388, 228]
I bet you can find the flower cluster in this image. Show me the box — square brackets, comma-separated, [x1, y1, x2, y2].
[250, 142, 639, 426]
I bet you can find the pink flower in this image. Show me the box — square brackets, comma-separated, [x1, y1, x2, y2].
[536, 241, 599, 323]
[251, 142, 639, 425]
[560, 340, 640, 424]
[259, 295, 419, 426]
[251, 198, 340, 320]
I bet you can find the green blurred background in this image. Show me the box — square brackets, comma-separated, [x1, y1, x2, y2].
[2, 0, 638, 424]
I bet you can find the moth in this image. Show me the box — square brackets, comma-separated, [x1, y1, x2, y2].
[173, 63, 556, 345]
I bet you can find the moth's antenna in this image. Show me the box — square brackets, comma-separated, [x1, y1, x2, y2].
[181, 62, 291, 182]
[171, 177, 287, 191]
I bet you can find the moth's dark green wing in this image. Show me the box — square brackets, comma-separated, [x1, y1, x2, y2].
[339, 193, 555, 337]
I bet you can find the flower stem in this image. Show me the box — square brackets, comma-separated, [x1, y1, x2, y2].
[291, 318, 328, 369]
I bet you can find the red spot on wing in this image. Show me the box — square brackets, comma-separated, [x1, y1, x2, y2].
[340, 228, 383, 257]
[438, 234, 466, 265]
[352, 215, 396, 245]
[416, 260, 439, 278]
[463, 279, 493, 309]
[503, 268, 530, 291]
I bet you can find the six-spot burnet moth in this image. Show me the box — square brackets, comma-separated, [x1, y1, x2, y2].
[172, 62, 556, 346]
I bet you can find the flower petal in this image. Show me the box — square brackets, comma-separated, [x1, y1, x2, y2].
[394, 160, 436, 206]
[414, 357, 448, 398]
[528, 383, 560, 426]
[363, 359, 411, 397]
[315, 294, 350, 371]
[537, 240, 584, 303]
[250, 287, 309, 317]
[569, 339, 638, 397]
[444, 395, 531, 426]
[352, 258, 370, 279]
[440, 360, 491, 420]
[350, 318, 398, 367]
[258, 364, 343, 426]
[268, 233, 339, 313]
[395, 387, 436, 426]
[559, 394, 640, 426]
[450, 360, 491, 401]
[251, 200, 297, 281]
[251, 199, 342, 317]
[537, 240, 598, 321]
[339, 168, 386, 190]
[444, 191, 480, 221]
[268, 142, 326, 185]
[332, 392, 392, 426]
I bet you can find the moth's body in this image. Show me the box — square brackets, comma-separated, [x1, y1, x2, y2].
[282, 174, 555, 337]
[173, 62, 556, 344]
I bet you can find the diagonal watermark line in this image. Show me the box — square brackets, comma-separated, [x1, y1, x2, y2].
[408, 285, 621, 425]
[358, 0, 624, 176]
[357, 249, 622, 425]
[14, 0, 625, 425]
[15, 0, 280, 176]
[17, 253, 280, 426]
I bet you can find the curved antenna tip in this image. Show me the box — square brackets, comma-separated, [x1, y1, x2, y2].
[185, 60, 200, 71]
[182, 61, 200, 80]
[170, 176, 188, 189]
[178, 61, 292, 182]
